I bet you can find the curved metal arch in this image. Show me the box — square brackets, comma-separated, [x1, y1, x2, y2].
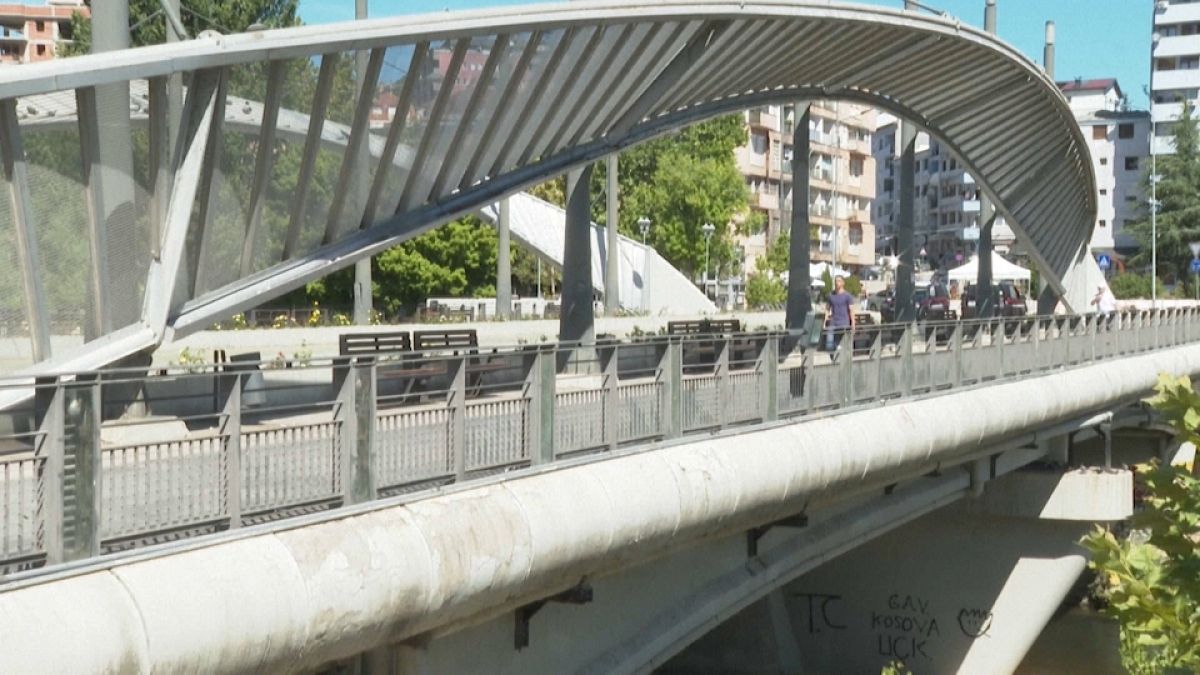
[0, 0, 1096, 371]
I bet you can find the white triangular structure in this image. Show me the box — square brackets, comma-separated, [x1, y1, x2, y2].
[479, 194, 716, 315]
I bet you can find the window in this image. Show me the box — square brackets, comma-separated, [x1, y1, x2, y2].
[1093, 125, 1108, 140]
[35, 21, 44, 32]
[1118, 123, 1134, 139]
[35, 44, 44, 56]
[1127, 195, 1139, 203]
[848, 223, 864, 245]
[1099, 220, 1107, 228]
[1100, 157, 1109, 166]
[1125, 157, 1139, 171]
[1184, 56, 1200, 70]
[849, 157, 864, 177]
[1100, 188, 1108, 196]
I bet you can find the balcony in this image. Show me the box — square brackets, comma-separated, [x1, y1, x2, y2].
[1153, 34, 1200, 59]
[1153, 101, 1184, 123]
[748, 109, 779, 130]
[1156, 1, 1200, 25]
[752, 191, 779, 211]
[1152, 68, 1200, 91]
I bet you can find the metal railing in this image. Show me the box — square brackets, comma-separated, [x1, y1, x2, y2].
[1, 308, 1198, 577]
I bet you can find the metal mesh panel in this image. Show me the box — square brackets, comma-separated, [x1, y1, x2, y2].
[24, 126, 88, 353]
[195, 65, 265, 295]
[0, 176, 32, 371]
[370, 43, 448, 218]
[297, 51, 359, 253]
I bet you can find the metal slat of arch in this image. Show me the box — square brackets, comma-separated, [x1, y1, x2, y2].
[485, 28, 580, 180]
[552, 22, 650, 151]
[504, 26, 598, 172]
[282, 55, 338, 261]
[322, 47, 386, 245]
[674, 21, 784, 108]
[239, 60, 286, 276]
[738, 21, 837, 94]
[582, 21, 697, 143]
[361, 42, 429, 229]
[645, 19, 748, 117]
[539, 23, 639, 159]
[424, 34, 514, 203]
[393, 39, 471, 216]
[457, 31, 550, 190]
[518, 24, 614, 166]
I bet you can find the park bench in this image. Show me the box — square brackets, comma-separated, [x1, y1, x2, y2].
[339, 332, 412, 356]
[667, 319, 759, 372]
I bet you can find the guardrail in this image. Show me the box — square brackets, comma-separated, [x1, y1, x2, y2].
[0, 309, 1196, 577]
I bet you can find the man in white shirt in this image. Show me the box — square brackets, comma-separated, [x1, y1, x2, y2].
[1092, 285, 1117, 329]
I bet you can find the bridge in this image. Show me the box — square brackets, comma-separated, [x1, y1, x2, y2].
[0, 0, 1161, 672]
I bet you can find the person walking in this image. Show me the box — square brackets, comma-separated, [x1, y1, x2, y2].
[825, 275, 856, 356]
[1092, 284, 1117, 329]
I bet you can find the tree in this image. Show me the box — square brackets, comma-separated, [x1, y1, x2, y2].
[1081, 373, 1200, 674]
[59, 0, 301, 57]
[746, 230, 790, 308]
[1126, 103, 1200, 282]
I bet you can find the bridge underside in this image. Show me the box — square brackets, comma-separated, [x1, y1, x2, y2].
[0, 0, 1094, 377]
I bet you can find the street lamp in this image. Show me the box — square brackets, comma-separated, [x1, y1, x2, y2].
[638, 216, 651, 245]
[702, 222, 716, 293]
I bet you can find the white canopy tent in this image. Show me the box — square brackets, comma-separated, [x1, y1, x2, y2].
[947, 253, 1032, 283]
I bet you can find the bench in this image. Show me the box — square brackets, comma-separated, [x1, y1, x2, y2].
[413, 329, 478, 351]
[667, 319, 743, 336]
[339, 332, 412, 356]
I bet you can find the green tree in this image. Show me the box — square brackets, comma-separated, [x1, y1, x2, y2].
[1081, 373, 1200, 674]
[746, 230, 790, 308]
[59, 0, 301, 57]
[1109, 273, 1166, 300]
[1126, 103, 1200, 282]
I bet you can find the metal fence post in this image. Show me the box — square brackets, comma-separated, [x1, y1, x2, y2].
[217, 372, 243, 528]
[901, 323, 914, 397]
[449, 356, 467, 481]
[659, 339, 682, 439]
[346, 358, 376, 502]
[64, 378, 101, 561]
[527, 345, 556, 464]
[763, 335, 779, 422]
[840, 329, 853, 406]
[602, 343, 619, 451]
[952, 323, 963, 387]
[334, 359, 357, 503]
[35, 377, 65, 565]
[716, 337, 730, 428]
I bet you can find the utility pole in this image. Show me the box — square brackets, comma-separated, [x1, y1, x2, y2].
[976, 0, 997, 319]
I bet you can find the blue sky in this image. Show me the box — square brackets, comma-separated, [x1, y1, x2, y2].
[299, 0, 1152, 107]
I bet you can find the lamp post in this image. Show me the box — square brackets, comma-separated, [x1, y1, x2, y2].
[702, 222, 716, 295]
[638, 216, 652, 312]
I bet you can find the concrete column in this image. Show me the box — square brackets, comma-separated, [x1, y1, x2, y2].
[560, 165, 596, 346]
[785, 104, 812, 332]
[89, 0, 138, 334]
[897, 120, 917, 323]
[353, 0, 373, 326]
[894, 0, 919, 323]
[605, 154, 620, 314]
[496, 197, 512, 319]
[977, 205, 996, 318]
[1034, 20, 1061, 316]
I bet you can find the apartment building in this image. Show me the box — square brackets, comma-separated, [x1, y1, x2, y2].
[1151, 0, 1200, 155]
[736, 102, 877, 272]
[871, 114, 1009, 272]
[0, 0, 87, 65]
[1059, 78, 1149, 253]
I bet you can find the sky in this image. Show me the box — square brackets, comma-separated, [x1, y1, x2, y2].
[298, 0, 1153, 108]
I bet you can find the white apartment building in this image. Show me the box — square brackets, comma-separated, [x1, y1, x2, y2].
[1151, 0, 1200, 155]
[736, 102, 877, 272]
[1059, 78, 1149, 254]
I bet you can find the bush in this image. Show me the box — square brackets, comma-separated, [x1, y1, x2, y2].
[746, 273, 786, 308]
[1109, 273, 1166, 300]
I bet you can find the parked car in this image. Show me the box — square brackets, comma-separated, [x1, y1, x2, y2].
[918, 282, 953, 321]
[960, 281, 1028, 320]
[879, 287, 930, 323]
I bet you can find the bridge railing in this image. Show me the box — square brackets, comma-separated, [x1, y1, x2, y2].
[1, 307, 1198, 577]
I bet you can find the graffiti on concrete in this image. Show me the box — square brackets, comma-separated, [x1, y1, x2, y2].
[793, 592, 847, 634]
[957, 608, 993, 638]
[873, 593, 941, 661]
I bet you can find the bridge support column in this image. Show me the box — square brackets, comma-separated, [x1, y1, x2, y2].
[897, 121, 917, 323]
[560, 165, 596, 349]
[785, 103, 812, 335]
[496, 197, 513, 319]
[605, 154, 620, 314]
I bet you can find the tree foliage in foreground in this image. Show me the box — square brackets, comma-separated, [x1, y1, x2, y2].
[1082, 374, 1200, 674]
